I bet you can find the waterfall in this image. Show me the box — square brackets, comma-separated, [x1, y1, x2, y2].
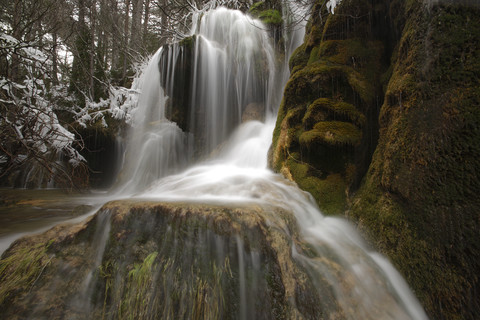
[107, 4, 429, 319]
[59, 2, 431, 318]
[115, 49, 190, 193]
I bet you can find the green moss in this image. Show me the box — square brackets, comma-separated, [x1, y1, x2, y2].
[300, 121, 362, 147]
[286, 153, 346, 214]
[0, 240, 53, 305]
[345, 68, 375, 104]
[285, 62, 374, 106]
[259, 9, 282, 25]
[307, 45, 321, 65]
[249, 2, 282, 26]
[304, 98, 366, 128]
[289, 43, 308, 71]
[179, 35, 196, 50]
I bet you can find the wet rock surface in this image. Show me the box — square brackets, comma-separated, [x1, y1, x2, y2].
[0, 200, 342, 319]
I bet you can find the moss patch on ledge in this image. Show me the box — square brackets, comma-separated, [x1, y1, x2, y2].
[303, 98, 366, 129]
[0, 200, 344, 318]
[300, 121, 362, 148]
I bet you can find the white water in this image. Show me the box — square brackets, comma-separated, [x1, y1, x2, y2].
[116, 49, 189, 193]
[115, 5, 428, 320]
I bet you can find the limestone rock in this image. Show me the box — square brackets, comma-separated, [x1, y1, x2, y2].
[0, 200, 340, 319]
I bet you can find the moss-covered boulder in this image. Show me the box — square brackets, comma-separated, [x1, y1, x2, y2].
[0, 200, 347, 319]
[270, 0, 387, 215]
[349, 2, 480, 319]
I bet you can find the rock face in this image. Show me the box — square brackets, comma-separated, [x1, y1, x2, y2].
[270, 0, 480, 319]
[349, 2, 480, 319]
[270, 0, 391, 214]
[0, 200, 344, 319]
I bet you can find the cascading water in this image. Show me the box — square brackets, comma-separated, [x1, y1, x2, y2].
[117, 8, 277, 192]
[111, 4, 428, 319]
[0, 3, 430, 319]
[115, 49, 190, 193]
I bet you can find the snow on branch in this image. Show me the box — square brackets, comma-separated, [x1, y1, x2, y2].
[74, 56, 149, 129]
[1, 32, 87, 187]
[326, 0, 342, 14]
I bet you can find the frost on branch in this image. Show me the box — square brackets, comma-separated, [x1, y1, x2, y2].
[74, 56, 149, 129]
[326, 0, 342, 14]
[0, 32, 86, 188]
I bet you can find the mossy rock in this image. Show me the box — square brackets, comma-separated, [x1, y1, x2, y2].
[270, 0, 387, 216]
[249, 1, 283, 26]
[283, 154, 347, 215]
[0, 200, 344, 319]
[349, 2, 480, 319]
[303, 98, 366, 129]
[300, 121, 362, 147]
[289, 43, 308, 72]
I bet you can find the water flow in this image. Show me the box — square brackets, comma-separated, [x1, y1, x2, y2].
[116, 5, 427, 319]
[116, 50, 189, 193]
[189, 7, 276, 153]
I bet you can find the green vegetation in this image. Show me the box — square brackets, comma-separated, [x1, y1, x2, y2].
[286, 153, 347, 214]
[347, 2, 480, 319]
[270, 0, 384, 215]
[258, 9, 282, 25]
[119, 252, 158, 319]
[249, 1, 283, 26]
[304, 98, 366, 128]
[0, 240, 53, 305]
[300, 121, 362, 147]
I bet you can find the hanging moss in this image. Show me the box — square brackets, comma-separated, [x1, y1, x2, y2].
[178, 35, 196, 51]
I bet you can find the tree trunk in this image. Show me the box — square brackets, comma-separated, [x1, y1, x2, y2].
[52, 32, 59, 84]
[159, 0, 168, 46]
[89, 0, 96, 99]
[129, 0, 143, 51]
[110, 0, 119, 71]
[11, 0, 22, 84]
[143, 0, 151, 44]
[121, 0, 130, 83]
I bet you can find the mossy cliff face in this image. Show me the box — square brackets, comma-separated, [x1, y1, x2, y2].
[271, 0, 479, 318]
[349, 2, 480, 319]
[0, 200, 347, 319]
[270, 0, 390, 214]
